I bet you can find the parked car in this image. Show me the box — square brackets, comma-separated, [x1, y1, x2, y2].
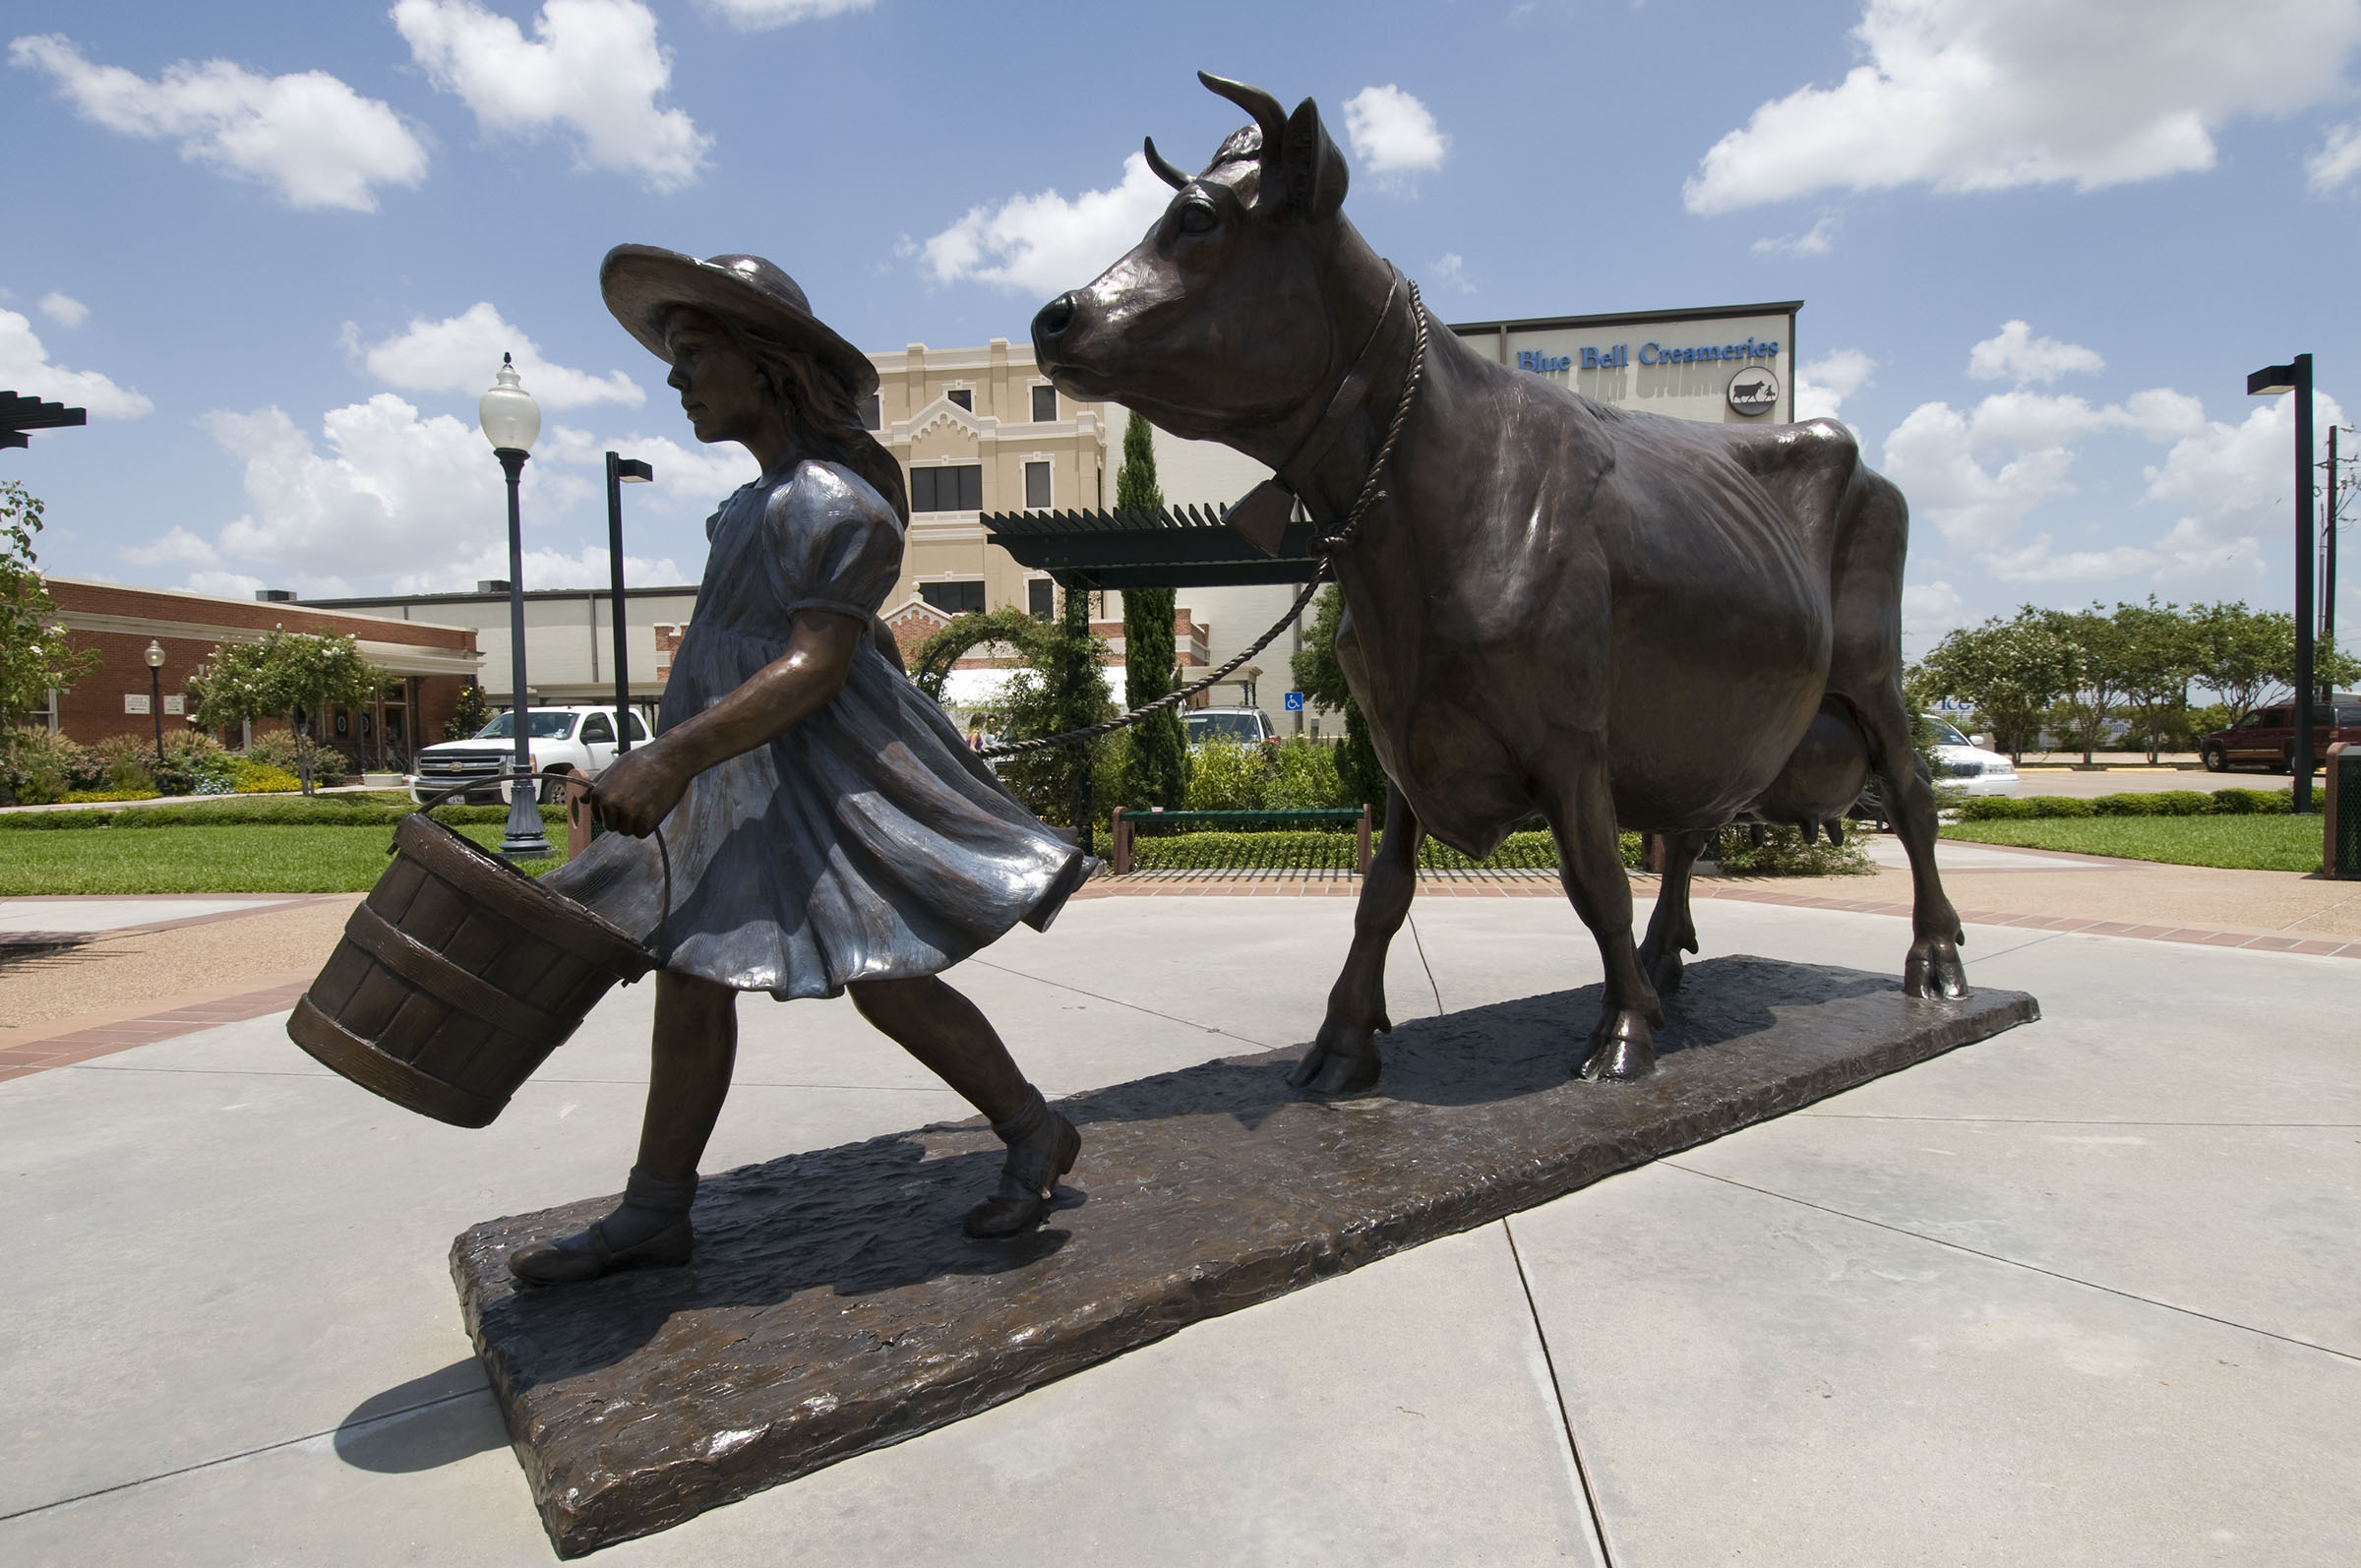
[1184, 706, 1274, 746]
[2198, 700, 2361, 772]
[1852, 713, 2018, 823]
[411, 705, 649, 804]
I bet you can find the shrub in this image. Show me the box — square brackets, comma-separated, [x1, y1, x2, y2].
[1959, 795, 2093, 820]
[0, 807, 115, 828]
[61, 787, 158, 803]
[104, 760, 158, 797]
[2209, 787, 2291, 814]
[1713, 824, 1875, 875]
[2147, 790, 2215, 816]
[1264, 738, 1346, 810]
[227, 757, 301, 793]
[1183, 737, 1268, 812]
[2090, 792, 2162, 815]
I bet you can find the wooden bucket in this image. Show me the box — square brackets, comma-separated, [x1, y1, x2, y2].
[288, 812, 658, 1128]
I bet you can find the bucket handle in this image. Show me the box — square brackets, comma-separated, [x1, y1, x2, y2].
[403, 771, 674, 968]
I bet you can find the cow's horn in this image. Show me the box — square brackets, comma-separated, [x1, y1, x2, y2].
[1144, 136, 1190, 190]
[1198, 71, 1287, 159]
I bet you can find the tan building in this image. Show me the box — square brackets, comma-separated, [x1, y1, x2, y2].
[864, 338, 1112, 621]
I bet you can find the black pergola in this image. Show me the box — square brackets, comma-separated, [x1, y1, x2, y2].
[2, 392, 87, 451]
[981, 503, 1320, 588]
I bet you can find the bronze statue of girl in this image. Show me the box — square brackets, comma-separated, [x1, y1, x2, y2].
[509, 248, 1087, 1286]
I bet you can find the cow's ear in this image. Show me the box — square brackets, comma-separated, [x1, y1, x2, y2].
[1282, 96, 1349, 219]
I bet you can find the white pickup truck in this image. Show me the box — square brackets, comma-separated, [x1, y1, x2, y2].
[410, 705, 650, 805]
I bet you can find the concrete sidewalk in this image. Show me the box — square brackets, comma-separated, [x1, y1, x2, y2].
[2, 892, 2356, 1565]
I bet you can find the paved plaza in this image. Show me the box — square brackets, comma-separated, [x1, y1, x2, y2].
[3, 859, 2357, 1565]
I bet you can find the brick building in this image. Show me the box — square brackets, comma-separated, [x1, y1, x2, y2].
[34, 577, 481, 767]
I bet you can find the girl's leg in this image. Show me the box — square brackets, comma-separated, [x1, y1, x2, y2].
[848, 975, 1078, 1237]
[508, 971, 739, 1285]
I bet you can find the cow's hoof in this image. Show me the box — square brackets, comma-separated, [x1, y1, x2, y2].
[1577, 1010, 1656, 1081]
[1290, 1027, 1383, 1096]
[1905, 934, 1968, 1000]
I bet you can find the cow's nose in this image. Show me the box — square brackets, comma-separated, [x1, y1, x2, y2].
[1034, 292, 1078, 340]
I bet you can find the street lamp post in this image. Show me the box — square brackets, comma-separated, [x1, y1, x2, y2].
[144, 639, 164, 769]
[2249, 356, 2318, 813]
[480, 353, 550, 859]
[604, 452, 654, 752]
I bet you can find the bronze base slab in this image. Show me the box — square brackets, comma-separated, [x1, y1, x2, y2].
[452, 956, 2036, 1556]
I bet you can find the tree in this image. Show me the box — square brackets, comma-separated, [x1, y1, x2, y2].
[0, 482, 99, 757]
[2186, 601, 2293, 717]
[1290, 585, 1390, 807]
[1115, 411, 1187, 809]
[189, 629, 389, 794]
[2043, 603, 2133, 763]
[989, 584, 1114, 844]
[1909, 611, 2072, 761]
[444, 682, 492, 741]
[2110, 597, 2197, 762]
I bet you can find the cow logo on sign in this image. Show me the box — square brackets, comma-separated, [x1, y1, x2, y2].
[1726, 366, 1780, 416]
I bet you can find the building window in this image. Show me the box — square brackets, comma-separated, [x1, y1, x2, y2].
[1031, 385, 1058, 422]
[947, 388, 973, 411]
[1024, 460, 1052, 510]
[920, 579, 987, 614]
[1028, 578, 1055, 620]
[860, 392, 880, 430]
[909, 463, 983, 512]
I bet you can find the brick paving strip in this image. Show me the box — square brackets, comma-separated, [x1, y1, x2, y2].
[3, 871, 2353, 1088]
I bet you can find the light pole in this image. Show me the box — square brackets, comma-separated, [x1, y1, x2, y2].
[144, 639, 164, 768]
[605, 452, 654, 752]
[479, 353, 550, 859]
[2249, 356, 2317, 813]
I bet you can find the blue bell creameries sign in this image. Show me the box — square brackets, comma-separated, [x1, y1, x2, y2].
[1454, 299, 1803, 425]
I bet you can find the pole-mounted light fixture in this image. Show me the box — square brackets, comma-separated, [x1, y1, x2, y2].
[145, 638, 165, 770]
[605, 452, 654, 755]
[2250, 354, 2318, 813]
[480, 353, 550, 858]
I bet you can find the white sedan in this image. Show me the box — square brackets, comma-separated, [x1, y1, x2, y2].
[1926, 714, 2020, 797]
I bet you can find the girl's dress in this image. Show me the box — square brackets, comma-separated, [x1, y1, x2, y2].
[548, 458, 1086, 998]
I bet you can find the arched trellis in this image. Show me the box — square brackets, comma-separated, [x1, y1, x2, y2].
[909, 607, 1053, 702]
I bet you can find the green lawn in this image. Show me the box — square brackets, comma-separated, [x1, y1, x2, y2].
[1942, 814, 2325, 873]
[0, 823, 574, 895]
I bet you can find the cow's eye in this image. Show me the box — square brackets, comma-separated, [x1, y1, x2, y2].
[1177, 202, 1219, 235]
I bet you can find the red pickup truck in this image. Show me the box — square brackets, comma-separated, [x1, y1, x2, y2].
[2198, 699, 2361, 773]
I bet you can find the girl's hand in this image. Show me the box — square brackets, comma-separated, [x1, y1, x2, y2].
[590, 741, 691, 837]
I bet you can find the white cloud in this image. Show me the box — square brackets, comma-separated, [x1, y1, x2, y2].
[350, 303, 644, 410]
[157, 392, 732, 597]
[2141, 392, 2341, 582]
[1902, 578, 1967, 644]
[2306, 120, 2361, 192]
[198, 394, 506, 584]
[1967, 320, 2104, 385]
[1981, 536, 2160, 582]
[1429, 253, 1475, 294]
[0, 309, 151, 418]
[9, 33, 428, 212]
[37, 292, 88, 329]
[700, 0, 874, 28]
[1341, 85, 1449, 182]
[393, 0, 708, 191]
[1683, 0, 2361, 214]
[922, 151, 1172, 294]
[1752, 214, 1841, 257]
[1796, 348, 1876, 421]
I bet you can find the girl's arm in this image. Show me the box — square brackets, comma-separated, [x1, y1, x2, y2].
[589, 610, 865, 836]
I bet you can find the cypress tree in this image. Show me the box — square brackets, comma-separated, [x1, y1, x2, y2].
[1116, 410, 1189, 809]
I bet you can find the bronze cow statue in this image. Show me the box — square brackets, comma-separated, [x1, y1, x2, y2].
[1033, 73, 1968, 1093]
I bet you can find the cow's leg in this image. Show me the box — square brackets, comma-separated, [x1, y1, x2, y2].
[1293, 781, 1422, 1095]
[1636, 829, 1708, 996]
[1852, 685, 1967, 997]
[1536, 749, 1662, 1080]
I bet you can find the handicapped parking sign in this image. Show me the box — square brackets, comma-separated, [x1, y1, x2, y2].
[1284, 692, 1304, 711]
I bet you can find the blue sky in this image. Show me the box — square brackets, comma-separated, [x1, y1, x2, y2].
[5, 0, 2358, 659]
